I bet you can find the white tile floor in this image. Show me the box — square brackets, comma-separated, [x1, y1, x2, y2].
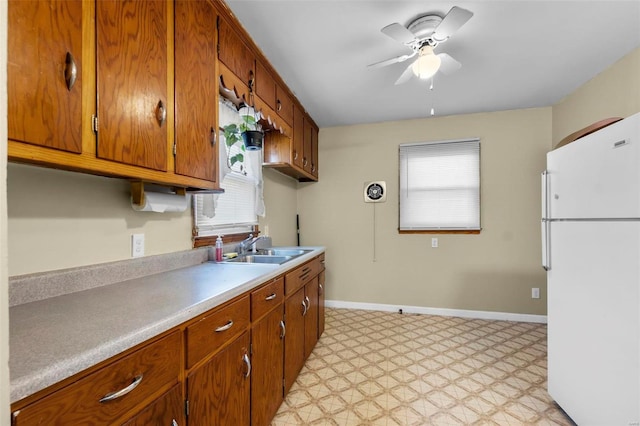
[272, 308, 575, 425]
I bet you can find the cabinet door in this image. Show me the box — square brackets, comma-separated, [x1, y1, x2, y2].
[283, 287, 306, 394]
[318, 270, 326, 338]
[96, 0, 168, 171]
[304, 277, 319, 359]
[187, 332, 250, 426]
[310, 124, 319, 178]
[8, 0, 83, 153]
[276, 84, 293, 126]
[255, 60, 277, 111]
[251, 305, 285, 426]
[292, 104, 304, 169]
[122, 383, 184, 426]
[303, 117, 313, 174]
[174, 0, 218, 183]
[218, 16, 255, 86]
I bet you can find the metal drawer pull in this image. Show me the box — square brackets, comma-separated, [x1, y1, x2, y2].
[155, 100, 167, 127]
[99, 374, 143, 403]
[215, 320, 234, 332]
[210, 127, 216, 146]
[319, 284, 323, 295]
[64, 52, 77, 91]
[172, 420, 178, 426]
[293, 151, 298, 160]
[243, 353, 251, 378]
[305, 296, 310, 310]
[279, 320, 286, 339]
[265, 293, 277, 301]
[301, 299, 307, 316]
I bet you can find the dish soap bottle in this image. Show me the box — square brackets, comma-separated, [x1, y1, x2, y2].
[215, 235, 223, 262]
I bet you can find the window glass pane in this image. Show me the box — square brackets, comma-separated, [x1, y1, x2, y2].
[399, 139, 480, 230]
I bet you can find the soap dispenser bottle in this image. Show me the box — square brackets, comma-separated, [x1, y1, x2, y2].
[215, 235, 223, 262]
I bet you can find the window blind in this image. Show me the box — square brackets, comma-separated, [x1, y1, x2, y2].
[399, 138, 480, 231]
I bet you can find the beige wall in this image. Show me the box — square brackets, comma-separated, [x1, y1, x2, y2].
[7, 164, 299, 276]
[1, 0, 10, 419]
[298, 108, 551, 315]
[552, 47, 640, 145]
[259, 168, 299, 246]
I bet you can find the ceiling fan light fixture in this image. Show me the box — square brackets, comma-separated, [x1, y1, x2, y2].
[412, 46, 441, 79]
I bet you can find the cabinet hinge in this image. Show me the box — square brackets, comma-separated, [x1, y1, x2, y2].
[91, 114, 98, 134]
[185, 399, 189, 417]
[173, 141, 177, 156]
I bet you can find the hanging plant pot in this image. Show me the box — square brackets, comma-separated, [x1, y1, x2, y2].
[242, 130, 264, 151]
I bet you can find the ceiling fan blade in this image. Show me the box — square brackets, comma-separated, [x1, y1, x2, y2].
[433, 6, 473, 41]
[367, 51, 416, 69]
[381, 23, 416, 44]
[394, 61, 416, 85]
[437, 53, 462, 75]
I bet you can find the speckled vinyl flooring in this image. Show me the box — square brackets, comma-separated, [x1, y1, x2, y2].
[271, 308, 575, 426]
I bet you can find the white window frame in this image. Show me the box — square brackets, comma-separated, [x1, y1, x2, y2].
[399, 138, 481, 232]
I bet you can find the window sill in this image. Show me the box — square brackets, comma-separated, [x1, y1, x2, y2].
[398, 229, 481, 234]
[193, 226, 259, 248]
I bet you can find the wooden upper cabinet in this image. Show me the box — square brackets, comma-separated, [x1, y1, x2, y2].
[7, 0, 83, 154]
[303, 116, 313, 174]
[96, 0, 168, 171]
[276, 84, 293, 126]
[255, 60, 277, 111]
[310, 123, 319, 178]
[292, 104, 304, 169]
[218, 16, 255, 88]
[174, 0, 218, 183]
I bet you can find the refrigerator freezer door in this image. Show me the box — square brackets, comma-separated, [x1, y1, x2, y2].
[547, 221, 639, 425]
[546, 113, 640, 219]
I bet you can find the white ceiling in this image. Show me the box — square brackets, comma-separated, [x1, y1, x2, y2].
[226, 1, 640, 129]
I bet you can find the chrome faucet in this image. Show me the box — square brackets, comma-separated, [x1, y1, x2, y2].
[238, 234, 267, 254]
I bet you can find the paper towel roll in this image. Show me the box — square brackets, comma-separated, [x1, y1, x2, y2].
[131, 191, 188, 213]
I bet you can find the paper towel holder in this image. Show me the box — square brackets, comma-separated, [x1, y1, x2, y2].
[131, 181, 186, 208]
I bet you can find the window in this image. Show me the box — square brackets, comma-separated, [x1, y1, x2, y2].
[193, 100, 264, 239]
[399, 138, 480, 232]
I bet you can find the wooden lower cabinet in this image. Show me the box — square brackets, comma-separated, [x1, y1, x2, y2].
[123, 383, 184, 426]
[11, 255, 326, 426]
[318, 270, 326, 338]
[284, 276, 321, 394]
[251, 305, 285, 426]
[186, 331, 251, 425]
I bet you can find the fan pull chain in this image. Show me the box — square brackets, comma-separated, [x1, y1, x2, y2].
[429, 77, 436, 116]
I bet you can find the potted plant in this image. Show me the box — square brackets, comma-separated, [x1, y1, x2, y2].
[223, 107, 263, 154]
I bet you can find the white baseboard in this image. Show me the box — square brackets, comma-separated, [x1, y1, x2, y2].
[325, 300, 547, 324]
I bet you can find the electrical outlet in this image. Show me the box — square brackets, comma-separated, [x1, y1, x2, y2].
[531, 287, 540, 299]
[132, 234, 145, 258]
[431, 237, 438, 248]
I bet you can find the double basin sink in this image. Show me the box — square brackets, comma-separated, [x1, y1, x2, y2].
[225, 248, 313, 265]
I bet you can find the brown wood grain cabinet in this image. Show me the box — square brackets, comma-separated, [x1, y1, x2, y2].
[251, 306, 285, 426]
[174, 0, 218, 183]
[218, 14, 255, 90]
[276, 85, 294, 126]
[122, 383, 185, 426]
[96, 0, 168, 171]
[255, 60, 277, 111]
[7, 0, 83, 154]
[8, 0, 220, 191]
[186, 331, 251, 425]
[12, 331, 181, 426]
[11, 255, 326, 426]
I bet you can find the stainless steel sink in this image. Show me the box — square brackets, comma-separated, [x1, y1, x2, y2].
[255, 248, 311, 256]
[226, 255, 292, 264]
[225, 248, 313, 264]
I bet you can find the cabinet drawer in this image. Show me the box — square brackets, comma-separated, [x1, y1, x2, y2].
[285, 257, 321, 295]
[186, 296, 250, 369]
[251, 277, 284, 321]
[13, 331, 181, 426]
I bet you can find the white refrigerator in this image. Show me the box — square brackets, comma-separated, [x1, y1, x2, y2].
[542, 112, 640, 426]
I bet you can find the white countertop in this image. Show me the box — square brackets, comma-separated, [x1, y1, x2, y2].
[9, 247, 324, 403]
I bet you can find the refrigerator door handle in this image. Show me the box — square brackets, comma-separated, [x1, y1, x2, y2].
[541, 171, 550, 270]
[541, 170, 549, 220]
[542, 220, 550, 271]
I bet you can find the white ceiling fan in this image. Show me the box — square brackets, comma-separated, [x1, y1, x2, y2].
[369, 6, 473, 85]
